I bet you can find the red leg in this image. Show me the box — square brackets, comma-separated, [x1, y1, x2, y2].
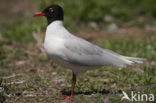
[61, 72, 76, 100]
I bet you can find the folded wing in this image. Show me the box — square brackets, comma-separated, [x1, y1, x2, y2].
[62, 36, 145, 67]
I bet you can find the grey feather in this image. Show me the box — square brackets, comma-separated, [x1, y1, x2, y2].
[61, 35, 137, 67]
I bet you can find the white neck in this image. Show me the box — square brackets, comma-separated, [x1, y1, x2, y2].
[45, 20, 70, 38]
[47, 20, 64, 28]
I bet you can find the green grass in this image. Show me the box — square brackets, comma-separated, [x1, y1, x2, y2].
[40, 0, 156, 23]
[96, 38, 156, 61]
[1, 20, 35, 42]
[0, 35, 155, 102]
[59, 65, 155, 103]
[0, 1, 156, 102]
[0, 42, 27, 68]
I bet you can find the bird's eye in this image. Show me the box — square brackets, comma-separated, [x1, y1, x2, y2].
[49, 8, 53, 13]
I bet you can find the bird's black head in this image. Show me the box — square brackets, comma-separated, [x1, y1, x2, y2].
[34, 5, 64, 25]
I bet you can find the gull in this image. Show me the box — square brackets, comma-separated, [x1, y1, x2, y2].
[34, 5, 145, 100]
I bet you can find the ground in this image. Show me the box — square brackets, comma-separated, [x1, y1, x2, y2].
[0, 0, 156, 103]
[0, 27, 156, 103]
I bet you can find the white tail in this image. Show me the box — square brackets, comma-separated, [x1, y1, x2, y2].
[103, 49, 146, 68]
[122, 56, 146, 64]
[118, 56, 146, 68]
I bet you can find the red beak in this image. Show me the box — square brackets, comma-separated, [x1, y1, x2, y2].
[33, 12, 45, 17]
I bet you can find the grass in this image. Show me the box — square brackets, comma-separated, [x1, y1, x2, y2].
[41, 0, 156, 23]
[0, 16, 155, 103]
[96, 38, 156, 60]
[0, 33, 155, 102]
[1, 20, 35, 42]
[0, 1, 156, 102]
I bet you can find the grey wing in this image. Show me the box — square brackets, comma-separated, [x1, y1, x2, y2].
[62, 36, 129, 67]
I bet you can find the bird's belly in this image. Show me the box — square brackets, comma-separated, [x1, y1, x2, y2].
[48, 54, 72, 68]
[48, 54, 99, 74]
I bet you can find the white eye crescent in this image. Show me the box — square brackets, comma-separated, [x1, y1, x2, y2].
[49, 8, 53, 12]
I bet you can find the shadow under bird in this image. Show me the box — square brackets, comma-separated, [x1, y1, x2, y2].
[34, 5, 145, 100]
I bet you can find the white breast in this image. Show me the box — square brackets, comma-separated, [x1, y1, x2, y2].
[44, 21, 71, 68]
